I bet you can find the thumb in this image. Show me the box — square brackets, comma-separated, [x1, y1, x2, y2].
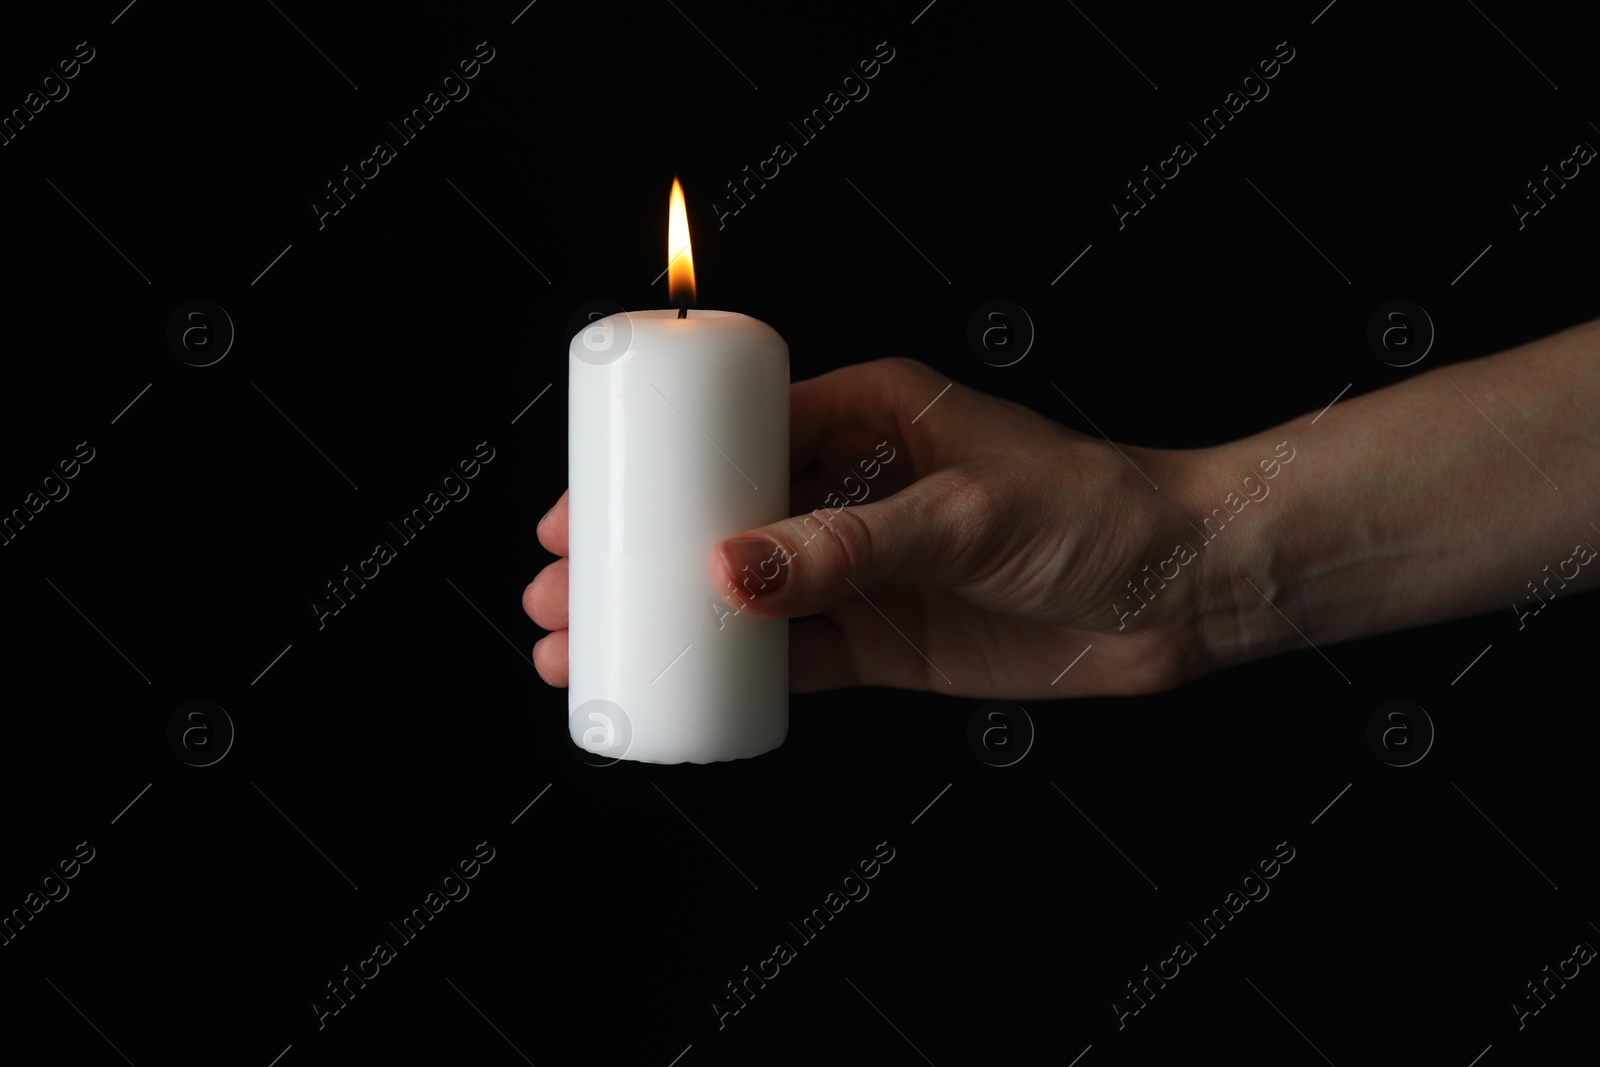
[710, 476, 972, 618]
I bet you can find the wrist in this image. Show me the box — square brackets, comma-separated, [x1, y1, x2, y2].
[1167, 433, 1309, 675]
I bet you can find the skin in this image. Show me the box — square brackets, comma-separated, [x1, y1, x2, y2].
[525, 320, 1600, 696]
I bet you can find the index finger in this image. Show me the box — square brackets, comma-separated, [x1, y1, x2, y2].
[789, 358, 967, 481]
[537, 489, 568, 557]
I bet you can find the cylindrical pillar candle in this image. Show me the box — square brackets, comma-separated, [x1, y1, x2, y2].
[567, 308, 789, 763]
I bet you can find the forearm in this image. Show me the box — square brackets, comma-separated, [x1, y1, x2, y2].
[1189, 316, 1600, 672]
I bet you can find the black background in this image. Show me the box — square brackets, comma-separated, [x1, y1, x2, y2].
[2, 1, 1596, 1064]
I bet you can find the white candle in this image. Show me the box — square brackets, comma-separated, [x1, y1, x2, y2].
[566, 180, 789, 764]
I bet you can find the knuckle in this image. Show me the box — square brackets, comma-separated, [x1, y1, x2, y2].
[926, 470, 1003, 576]
[813, 504, 875, 581]
[883, 356, 938, 384]
[941, 468, 1002, 528]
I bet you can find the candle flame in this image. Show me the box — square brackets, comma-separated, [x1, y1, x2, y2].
[668, 177, 696, 308]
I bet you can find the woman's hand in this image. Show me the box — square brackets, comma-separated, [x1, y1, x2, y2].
[524, 358, 1215, 697]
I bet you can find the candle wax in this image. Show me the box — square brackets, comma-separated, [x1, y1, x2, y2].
[567, 309, 789, 764]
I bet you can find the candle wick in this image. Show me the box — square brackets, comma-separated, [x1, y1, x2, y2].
[677, 305, 687, 320]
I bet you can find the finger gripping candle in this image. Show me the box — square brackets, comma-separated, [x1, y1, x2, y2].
[565, 179, 789, 764]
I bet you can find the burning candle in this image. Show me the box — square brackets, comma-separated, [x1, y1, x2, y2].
[566, 179, 789, 764]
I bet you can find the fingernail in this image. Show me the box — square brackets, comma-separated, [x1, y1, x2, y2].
[720, 537, 785, 595]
